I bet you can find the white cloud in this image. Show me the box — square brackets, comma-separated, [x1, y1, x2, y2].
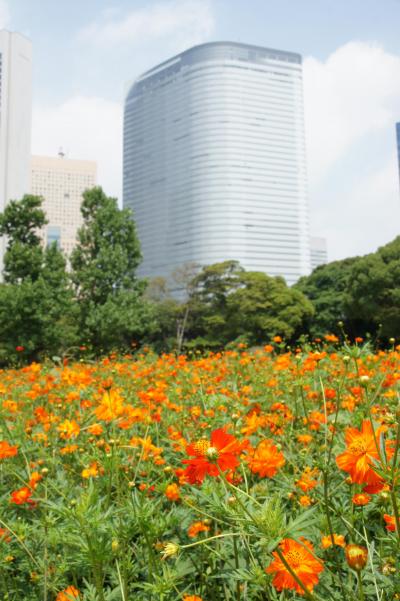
[32, 97, 122, 200]
[303, 42, 400, 184]
[0, 0, 10, 28]
[303, 42, 400, 260]
[78, 0, 214, 51]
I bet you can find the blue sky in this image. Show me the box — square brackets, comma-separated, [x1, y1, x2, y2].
[2, 0, 400, 261]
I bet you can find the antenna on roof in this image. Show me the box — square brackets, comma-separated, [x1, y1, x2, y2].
[58, 147, 65, 159]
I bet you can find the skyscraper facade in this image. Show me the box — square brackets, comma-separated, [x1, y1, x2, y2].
[123, 42, 311, 286]
[0, 30, 32, 260]
[31, 154, 97, 255]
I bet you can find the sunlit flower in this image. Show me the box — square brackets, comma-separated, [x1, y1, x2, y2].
[165, 483, 180, 502]
[383, 514, 397, 532]
[56, 586, 80, 600]
[182, 428, 247, 485]
[352, 493, 371, 506]
[0, 441, 18, 459]
[187, 521, 210, 538]
[266, 538, 323, 595]
[10, 486, 34, 505]
[321, 534, 346, 549]
[246, 439, 285, 478]
[336, 420, 393, 492]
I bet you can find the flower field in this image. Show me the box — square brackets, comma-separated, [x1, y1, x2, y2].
[0, 342, 400, 600]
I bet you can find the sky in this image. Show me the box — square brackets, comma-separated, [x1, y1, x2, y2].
[2, 0, 400, 262]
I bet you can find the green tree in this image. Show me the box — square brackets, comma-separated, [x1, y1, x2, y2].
[0, 196, 77, 363]
[226, 271, 314, 345]
[346, 236, 400, 338]
[294, 256, 361, 337]
[0, 194, 47, 283]
[185, 261, 314, 348]
[70, 187, 154, 351]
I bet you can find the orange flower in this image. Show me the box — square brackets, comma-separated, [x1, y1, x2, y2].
[336, 420, 392, 492]
[383, 514, 396, 532]
[296, 467, 319, 492]
[10, 486, 34, 505]
[0, 441, 18, 459]
[345, 544, 368, 571]
[266, 538, 323, 595]
[56, 586, 80, 601]
[183, 596, 203, 601]
[57, 420, 80, 440]
[81, 462, 99, 479]
[321, 534, 346, 549]
[246, 439, 285, 478]
[187, 521, 210, 538]
[352, 493, 371, 506]
[182, 428, 247, 485]
[165, 483, 180, 502]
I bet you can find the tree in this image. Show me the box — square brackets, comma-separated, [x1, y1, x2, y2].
[0, 196, 77, 363]
[346, 236, 400, 338]
[70, 187, 154, 351]
[226, 271, 314, 345]
[185, 261, 314, 348]
[294, 257, 361, 337]
[0, 194, 47, 283]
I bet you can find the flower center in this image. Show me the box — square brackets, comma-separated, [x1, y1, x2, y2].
[349, 440, 367, 454]
[192, 439, 211, 456]
[285, 550, 302, 568]
[205, 446, 219, 460]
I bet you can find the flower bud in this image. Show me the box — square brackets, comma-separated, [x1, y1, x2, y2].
[345, 544, 368, 571]
[161, 541, 180, 560]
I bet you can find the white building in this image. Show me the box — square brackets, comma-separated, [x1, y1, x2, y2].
[310, 236, 328, 270]
[0, 30, 32, 259]
[123, 42, 311, 287]
[30, 154, 97, 255]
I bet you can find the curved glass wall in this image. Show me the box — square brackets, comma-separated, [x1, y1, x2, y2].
[123, 42, 311, 287]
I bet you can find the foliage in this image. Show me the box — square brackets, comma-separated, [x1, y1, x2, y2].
[346, 236, 400, 338]
[0, 196, 77, 363]
[70, 187, 153, 351]
[294, 256, 360, 337]
[186, 261, 314, 348]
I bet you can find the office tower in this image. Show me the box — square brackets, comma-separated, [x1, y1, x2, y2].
[30, 153, 97, 255]
[0, 30, 32, 260]
[396, 123, 400, 186]
[310, 236, 328, 271]
[123, 41, 311, 287]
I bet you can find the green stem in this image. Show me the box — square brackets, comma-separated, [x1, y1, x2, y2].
[274, 545, 317, 601]
[357, 570, 365, 601]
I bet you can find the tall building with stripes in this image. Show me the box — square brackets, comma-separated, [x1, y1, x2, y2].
[123, 42, 311, 287]
[0, 30, 32, 264]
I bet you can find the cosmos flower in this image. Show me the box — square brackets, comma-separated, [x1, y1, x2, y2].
[266, 538, 323, 595]
[0, 441, 18, 460]
[182, 428, 247, 485]
[246, 439, 285, 478]
[336, 420, 393, 492]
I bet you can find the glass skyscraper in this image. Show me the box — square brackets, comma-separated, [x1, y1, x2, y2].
[123, 42, 311, 287]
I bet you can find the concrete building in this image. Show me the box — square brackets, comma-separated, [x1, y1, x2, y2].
[123, 41, 311, 288]
[310, 236, 328, 271]
[0, 30, 32, 260]
[30, 153, 97, 255]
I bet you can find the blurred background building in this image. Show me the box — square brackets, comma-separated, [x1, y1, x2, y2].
[30, 152, 97, 255]
[123, 41, 311, 289]
[310, 236, 328, 270]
